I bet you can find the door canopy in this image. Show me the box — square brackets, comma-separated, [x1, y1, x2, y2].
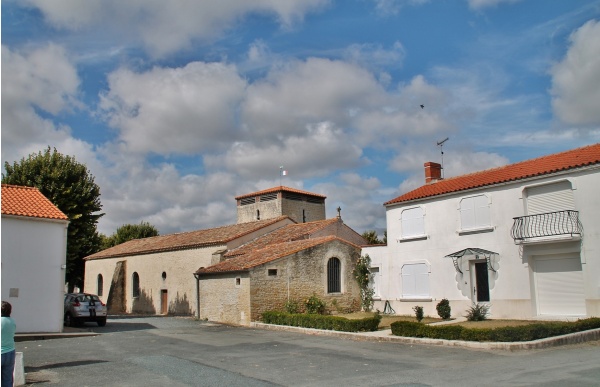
[444, 248, 499, 274]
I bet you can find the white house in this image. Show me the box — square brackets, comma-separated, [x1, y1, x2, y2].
[364, 144, 600, 320]
[1, 184, 69, 333]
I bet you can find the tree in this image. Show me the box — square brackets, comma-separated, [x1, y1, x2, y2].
[2, 147, 104, 291]
[362, 230, 383, 245]
[102, 221, 159, 249]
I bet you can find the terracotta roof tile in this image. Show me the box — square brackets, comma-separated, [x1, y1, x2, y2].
[235, 185, 326, 200]
[85, 216, 291, 260]
[385, 143, 600, 205]
[223, 218, 340, 258]
[1, 184, 68, 221]
[196, 235, 355, 274]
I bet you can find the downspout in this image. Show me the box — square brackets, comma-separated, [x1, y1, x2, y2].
[194, 273, 200, 320]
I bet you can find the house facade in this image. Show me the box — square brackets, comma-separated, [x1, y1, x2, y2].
[84, 186, 366, 324]
[1, 184, 69, 333]
[364, 144, 600, 320]
[84, 216, 294, 315]
[196, 236, 362, 325]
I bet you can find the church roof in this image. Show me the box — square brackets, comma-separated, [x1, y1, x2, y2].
[85, 216, 291, 260]
[1, 184, 68, 221]
[385, 143, 600, 206]
[235, 185, 326, 200]
[223, 217, 342, 258]
[195, 236, 357, 275]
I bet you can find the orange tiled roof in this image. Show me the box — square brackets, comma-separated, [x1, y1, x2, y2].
[385, 143, 600, 206]
[1, 184, 68, 221]
[196, 235, 356, 275]
[235, 185, 326, 200]
[223, 218, 341, 258]
[85, 216, 291, 260]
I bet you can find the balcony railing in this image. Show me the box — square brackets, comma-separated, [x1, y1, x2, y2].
[511, 210, 582, 243]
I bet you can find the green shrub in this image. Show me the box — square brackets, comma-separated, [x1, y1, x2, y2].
[465, 303, 489, 321]
[305, 294, 326, 314]
[436, 299, 451, 320]
[284, 299, 300, 314]
[262, 311, 382, 332]
[413, 306, 424, 322]
[390, 317, 600, 342]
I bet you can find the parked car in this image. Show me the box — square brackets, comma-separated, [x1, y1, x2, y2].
[64, 293, 107, 327]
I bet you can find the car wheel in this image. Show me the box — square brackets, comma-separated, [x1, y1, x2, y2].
[97, 318, 107, 327]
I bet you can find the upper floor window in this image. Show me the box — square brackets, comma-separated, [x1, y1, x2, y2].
[97, 274, 103, 297]
[459, 194, 491, 231]
[525, 181, 575, 215]
[327, 258, 341, 293]
[132, 272, 140, 298]
[401, 207, 425, 239]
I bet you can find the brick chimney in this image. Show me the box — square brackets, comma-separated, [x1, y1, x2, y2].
[424, 162, 442, 184]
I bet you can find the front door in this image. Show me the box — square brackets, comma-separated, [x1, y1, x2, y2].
[471, 261, 490, 302]
[161, 290, 168, 315]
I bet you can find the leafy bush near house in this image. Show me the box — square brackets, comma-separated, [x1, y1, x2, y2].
[262, 311, 382, 332]
[436, 299, 451, 320]
[284, 300, 300, 314]
[390, 318, 600, 342]
[413, 306, 424, 322]
[465, 303, 490, 321]
[305, 294, 327, 315]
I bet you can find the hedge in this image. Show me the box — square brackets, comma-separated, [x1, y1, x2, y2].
[262, 311, 382, 332]
[390, 318, 600, 342]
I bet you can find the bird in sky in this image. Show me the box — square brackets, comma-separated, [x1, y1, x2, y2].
[420, 104, 425, 109]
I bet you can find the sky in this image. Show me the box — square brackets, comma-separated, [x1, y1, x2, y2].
[2, 0, 600, 238]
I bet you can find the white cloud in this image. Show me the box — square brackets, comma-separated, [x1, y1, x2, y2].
[344, 41, 406, 70]
[551, 20, 600, 127]
[371, 0, 429, 15]
[313, 174, 387, 234]
[22, 0, 330, 57]
[205, 121, 363, 179]
[0, 44, 91, 167]
[99, 62, 247, 155]
[467, 0, 522, 10]
[242, 57, 387, 139]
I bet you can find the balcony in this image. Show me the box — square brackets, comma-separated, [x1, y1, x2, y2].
[511, 210, 582, 244]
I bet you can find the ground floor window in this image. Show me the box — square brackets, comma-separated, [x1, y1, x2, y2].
[97, 274, 103, 296]
[401, 263, 430, 298]
[327, 257, 341, 293]
[132, 272, 140, 298]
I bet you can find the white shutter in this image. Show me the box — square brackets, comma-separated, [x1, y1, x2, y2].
[401, 265, 415, 297]
[370, 267, 380, 297]
[401, 207, 424, 237]
[401, 263, 430, 298]
[460, 197, 476, 230]
[526, 181, 575, 215]
[460, 195, 491, 230]
[535, 255, 586, 316]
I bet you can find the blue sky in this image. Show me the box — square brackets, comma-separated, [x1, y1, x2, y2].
[2, 0, 600, 237]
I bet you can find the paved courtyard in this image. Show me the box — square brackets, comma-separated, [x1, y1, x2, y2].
[17, 316, 600, 386]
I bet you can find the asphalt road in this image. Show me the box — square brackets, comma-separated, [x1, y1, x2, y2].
[17, 316, 600, 386]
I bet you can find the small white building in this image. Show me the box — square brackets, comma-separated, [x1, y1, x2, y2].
[364, 144, 600, 320]
[1, 184, 69, 333]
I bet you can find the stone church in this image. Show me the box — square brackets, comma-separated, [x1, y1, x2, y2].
[84, 186, 366, 325]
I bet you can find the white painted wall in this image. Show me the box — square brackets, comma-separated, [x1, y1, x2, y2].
[366, 166, 600, 320]
[1, 215, 68, 333]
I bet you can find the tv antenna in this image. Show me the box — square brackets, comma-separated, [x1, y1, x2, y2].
[437, 137, 449, 178]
